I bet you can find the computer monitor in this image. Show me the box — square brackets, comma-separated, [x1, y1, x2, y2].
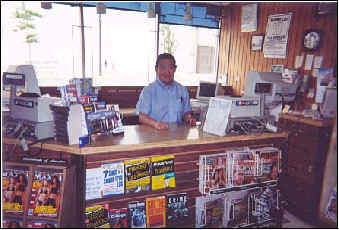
[196, 80, 218, 102]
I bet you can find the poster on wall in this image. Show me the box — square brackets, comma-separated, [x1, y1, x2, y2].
[241, 3, 258, 32]
[263, 13, 292, 58]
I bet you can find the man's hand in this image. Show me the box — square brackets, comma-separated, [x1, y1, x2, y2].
[183, 112, 196, 126]
[139, 113, 169, 130]
[154, 121, 169, 130]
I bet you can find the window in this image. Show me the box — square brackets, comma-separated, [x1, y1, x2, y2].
[159, 24, 219, 86]
[1, 2, 220, 87]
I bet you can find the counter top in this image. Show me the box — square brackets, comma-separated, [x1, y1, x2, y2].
[279, 113, 334, 127]
[3, 125, 288, 155]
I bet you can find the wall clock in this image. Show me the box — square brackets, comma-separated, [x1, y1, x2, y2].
[303, 30, 321, 51]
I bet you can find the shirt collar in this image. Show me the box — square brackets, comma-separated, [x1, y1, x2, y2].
[156, 78, 175, 89]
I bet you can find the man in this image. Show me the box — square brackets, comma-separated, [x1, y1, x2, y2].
[136, 53, 196, 130]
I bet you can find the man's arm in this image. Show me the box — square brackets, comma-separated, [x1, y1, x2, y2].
[139, 112, 169, 130]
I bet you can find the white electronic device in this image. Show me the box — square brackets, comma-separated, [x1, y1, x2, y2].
[244, 71, 299, 104]
[216, 95, 261, 118]
[11, 96, 61, 122]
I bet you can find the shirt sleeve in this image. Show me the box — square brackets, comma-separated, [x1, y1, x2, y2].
[182, 86, 192, 114]
[136, 86, 152, 115]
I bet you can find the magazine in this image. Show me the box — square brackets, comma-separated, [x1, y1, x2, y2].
[128, 201, 147, 228]
[106, 104, 124, 135]
[125, 158, 151, 194]
[84, 205, 110, 228]
[3, 217, 24, 228]
[101, 161, 124, 197]
[195, 194, 226, 228]
[26, 220, 58, 228]
[2, 165, 29, 215]
[151, 155, 176, 190]
[27, 168, 64, 218]
[166, 193, 189, 227]
[249, 184, 279, 225]
[86, 167, 104, 200]
[225, 189, 251, 228]
[107, 207, 128, 228]
[256, 147, 281, 182]
[230, 150, 257, 187]
[199, 153, 229, 195]
[146, 196, 166, 228]
[204, 195, 226, 228]
[325, 187, 337, 223]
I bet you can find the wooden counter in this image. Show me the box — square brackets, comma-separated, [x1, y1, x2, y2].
[3, 125, 289, 228]
[3, 125, 288, 155]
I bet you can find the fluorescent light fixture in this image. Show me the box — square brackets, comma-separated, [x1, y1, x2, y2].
[147, 2, 156, 18]
[96, 2, 106, 14]
[184, 3, 192, 22]
[41, 2, 52, 9]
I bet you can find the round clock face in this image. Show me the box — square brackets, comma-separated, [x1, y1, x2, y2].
[303, 31, 321, 50]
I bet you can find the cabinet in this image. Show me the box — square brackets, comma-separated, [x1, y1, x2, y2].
[277, 113, 333, 225]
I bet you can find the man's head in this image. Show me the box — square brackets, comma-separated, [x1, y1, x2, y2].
[155, 53, 177, 85]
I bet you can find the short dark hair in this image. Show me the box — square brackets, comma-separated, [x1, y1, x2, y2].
[155, 53, 177, 68]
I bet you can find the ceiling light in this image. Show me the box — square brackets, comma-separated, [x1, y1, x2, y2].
[147, 2, 156, 18]
[96, 2, 106, 14]
[184, 3, 192, 22]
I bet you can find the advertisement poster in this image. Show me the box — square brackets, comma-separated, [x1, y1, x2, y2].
[263, 13, 292, 58]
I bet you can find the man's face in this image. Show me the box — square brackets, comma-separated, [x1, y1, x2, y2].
[156, 58, 176, 85]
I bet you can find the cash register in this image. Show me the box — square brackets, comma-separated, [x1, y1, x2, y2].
[3, 65, 60, 140]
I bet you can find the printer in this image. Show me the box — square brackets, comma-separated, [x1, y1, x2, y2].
[4, 65, 60, 140]
[244, 71, 299, 104]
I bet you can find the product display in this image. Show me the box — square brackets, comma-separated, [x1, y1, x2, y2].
[128, 201, 146, 228]
[27, 169, 64, 218]
[101, 161, 124, 197]
[84, 205, 110, 228]
[2, 165, 29, 215]
[146, 196, 167, 228]
[166, 193, 189, 227]
[125, 158, 151, 194]
[151, 155, 176, 190]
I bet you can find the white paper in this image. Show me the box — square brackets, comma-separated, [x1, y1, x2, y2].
[294, 55, 304, 69]
[241, 3, 257, 32]
[307, 88, 315, 98]
[304, 54, 314, 71]
[86, 167, 104, 200]
[263, 13, 292, 58]
[68, 104, 88, 145]
[203, 97, 232, 136]
[315, 68, 334, 103]
[312, 68, 320, 77]
[313, 56, 323, 69]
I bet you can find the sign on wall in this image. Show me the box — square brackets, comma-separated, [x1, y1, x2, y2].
[241, 3, 258, 32]
[263, 13, 292, 59]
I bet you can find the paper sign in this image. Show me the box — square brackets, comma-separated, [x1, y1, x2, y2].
[313, 56, 323, 69]
[295, 55, 304, 69]
[304, 54, 314, 70]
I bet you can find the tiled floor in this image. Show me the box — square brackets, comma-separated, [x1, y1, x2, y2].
[282, 211, 316, 228]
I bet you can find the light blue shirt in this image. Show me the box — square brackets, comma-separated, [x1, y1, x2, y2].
[136, 79, 192, 124]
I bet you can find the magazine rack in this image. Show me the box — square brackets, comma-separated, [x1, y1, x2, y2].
[3, 125, 288, 228]
[2, 161, 77, 228]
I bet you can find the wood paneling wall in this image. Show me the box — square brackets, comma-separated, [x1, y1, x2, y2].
[218, 2, 338, 97]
